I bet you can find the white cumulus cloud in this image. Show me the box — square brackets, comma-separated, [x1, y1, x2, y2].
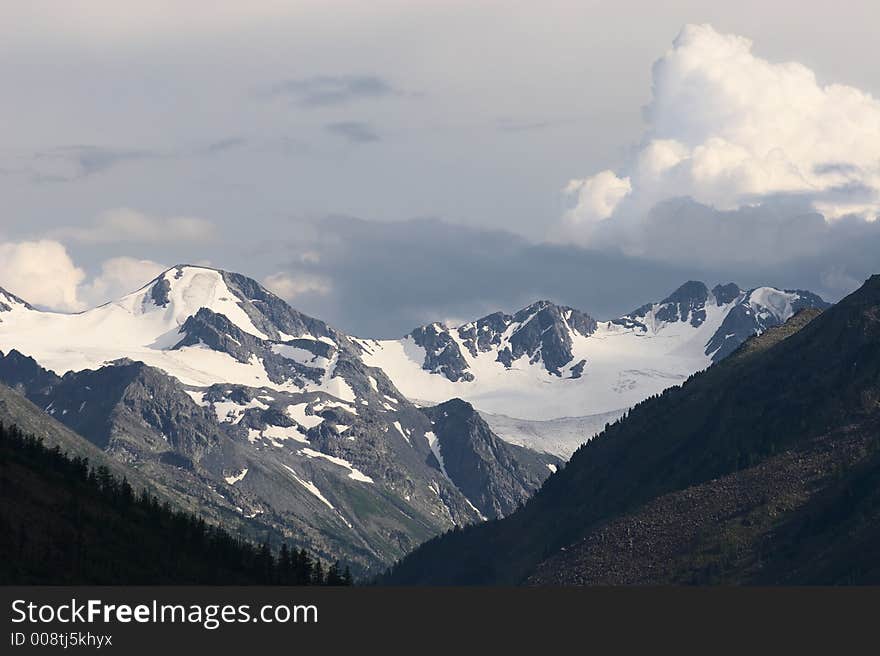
[80, 257, 167, 307]
[0, 240, 86, 311]
[0, 241, 166, 312]
[560, 23, 880, 245]
[562, 170, 632, 231]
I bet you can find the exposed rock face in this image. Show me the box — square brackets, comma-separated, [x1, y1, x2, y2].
[150, 276, 172, 307]
[702, 287, 830, 361]
[0, 287, 34, 315]
[410, 324, 474, 382]
[5, 359, 223, 459]
[220, 270, 341, 344]
[421, 399, 561, 519]
[711, 282, 741, 306]
[368, 282, 828, 424]
[409, 301, 598, 382]
[0, 380, 147, 487]
[631, 280, 710, 327]
[496, 301, 598, 375]
[0, 349, 60, 396]
[624, 280, 831, 362]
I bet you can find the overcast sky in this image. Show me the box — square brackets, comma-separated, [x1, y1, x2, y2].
[2, 1, 880, 336]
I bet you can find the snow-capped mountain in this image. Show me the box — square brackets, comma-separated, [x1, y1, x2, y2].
[0, 267, 828, 567]
[0, 265, 360, 391]
[357, 281, 829, 442]
[0, 266, 559, 573]
[0, 287, 33, 316]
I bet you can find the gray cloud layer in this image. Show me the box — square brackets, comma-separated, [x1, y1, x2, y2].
[0, 146, 161, 184]
[324, 121, 380, 144]
[258, 214, 880, 338]
[2, 7, 880, 330]
[266, 75, 396, 107]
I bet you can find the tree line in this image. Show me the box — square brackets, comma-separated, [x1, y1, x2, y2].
[0, 421, 351, 585]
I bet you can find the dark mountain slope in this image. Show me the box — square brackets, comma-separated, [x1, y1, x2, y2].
[0, 374, 292, 556]
[0, 381, 147, 488]
[422, 399, 561, 519]
[529, 419, 879, 584]
[0, 347, 558, 573]
[382, 276, 880, 584]
[0, 423, 336, 585]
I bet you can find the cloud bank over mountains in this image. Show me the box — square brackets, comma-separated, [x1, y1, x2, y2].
[560, 24, 880, 261]
[0, 238, 166, 313]
[2, 22, 880, 336]
[0, 240, 86, 311]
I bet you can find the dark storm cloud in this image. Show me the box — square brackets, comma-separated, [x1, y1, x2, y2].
[324, 121, 380, 143]
[595, 196, 880, 276]
[582, 195, 880, 302]
[266, 75, 395, 107]
[263, 212, 880, 338]
[263, 216, 709, 337]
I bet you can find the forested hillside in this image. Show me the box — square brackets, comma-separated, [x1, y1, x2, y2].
[0, 422, 349, 585]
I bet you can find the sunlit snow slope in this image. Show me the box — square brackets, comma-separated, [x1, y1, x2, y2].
[0, 269, 827, 458]
[0, 266, 347, 393]
[357, 282, 828, 422]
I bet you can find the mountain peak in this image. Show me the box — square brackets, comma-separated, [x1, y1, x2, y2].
[168, 263, 220, 272]
[381, 274, 878, 587]
[661, 280, 709, 305]
[116, 266, 275, 344]
[711, 283, 742, 305]
[148, 264, 275, 301]
[404, 299, 597, 383]
[829, 274, 880, 317]
[0, 286, 34, 313]
[627, 280, 711, 327]
[137, 266, 345, 351]
[860, 274, 880, 294]
[520, 299, 554, 312]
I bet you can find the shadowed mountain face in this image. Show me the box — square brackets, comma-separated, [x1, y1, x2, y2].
[420, 399, 561, 519]
[0, 420, 335, 585]
[381, 276, 880, 585]
[0, 287, 33, 314]
[0, 348, 559, 574]
[528, 416, 880, 585]
[0, 380, 146, 488]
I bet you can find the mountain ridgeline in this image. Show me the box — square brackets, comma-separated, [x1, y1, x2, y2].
[358, 280, 829, 424]
[0, 265, 560, 575]
[0, 264, 836, 580]
[382, 275, 880, 585]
